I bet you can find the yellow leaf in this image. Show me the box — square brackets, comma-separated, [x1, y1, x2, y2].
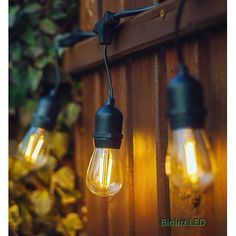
[9, 180, 29, 198]
[9, 204, 22, 231]
[10, 157, 30, 180]
[53, 166, 75, 190]
[50, 132, 69, 159]
[63, 213, 83, 231]
[30, 190, 53, 216]
[19, 205, 32, 230]
[56, 213, 83, 235]
[45, 155, 58, 170]
[56, 187, 82, 205]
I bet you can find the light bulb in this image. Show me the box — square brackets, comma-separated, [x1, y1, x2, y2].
[17, 126, 51, 169]
[166, 128, 214, 191]
[86, 148, 123, 197]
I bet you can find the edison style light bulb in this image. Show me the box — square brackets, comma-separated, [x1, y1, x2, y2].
[166, 65, 215, 191]
[166, 128, 214, 191]
[17, 127, 51, 169]
[16, 95, 60, 169]
[86, 148, 123, 197]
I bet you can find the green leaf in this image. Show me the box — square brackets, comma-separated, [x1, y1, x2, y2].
[27, 66, 43, 92]
[58, 102, 81, 128]
[9, 85, 28, 108]
[10, 42, 22, 62]
[23, 3, 42, 14]
[40, 19, 59, 35]
[53, 166, 75, 190]
[51, 11, 67, 20]
[9, 6, 20, 28]
[21, 27, 38, 45]
[35, 56, 52, 69]
[24, 46, 44, 58]
[19, 100, 36, 127]
[52, 0, 64, 9]
[30, 190, 53, 216]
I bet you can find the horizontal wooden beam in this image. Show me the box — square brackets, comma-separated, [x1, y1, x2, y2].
[63, 0, 226, 75]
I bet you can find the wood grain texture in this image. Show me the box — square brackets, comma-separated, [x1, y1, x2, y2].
[129, 0, 161, 8]
[102, 0, 125, 13]
[154, 49, 171, 236]
[131, 53, 159, 236]
[63, 0, 226, 75]
[80, 0, 101, 31]
[204, 31, 227, 236]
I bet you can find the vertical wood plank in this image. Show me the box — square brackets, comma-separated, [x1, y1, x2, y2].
[154, 49, 171, 236]
[199, 31, 227, 236]
[102, 0, 125, 13]
[80, 0, 101, 31]
[131, 53, 158, 236]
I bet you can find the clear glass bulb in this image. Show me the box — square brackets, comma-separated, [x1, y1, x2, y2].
[86, 148, 123, 197]
[165, 128, 214, 191]
[16, 127, 51, 169]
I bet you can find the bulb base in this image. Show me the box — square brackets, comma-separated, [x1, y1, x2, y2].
[167, 65, 206, 130]
[31, 95, 60, 131]
[93, 100, 123, 149]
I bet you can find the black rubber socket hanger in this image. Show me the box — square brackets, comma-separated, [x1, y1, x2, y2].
[94, 2, 161, 45]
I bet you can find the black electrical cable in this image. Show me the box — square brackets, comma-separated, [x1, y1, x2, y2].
[175, 0, 186, 66]
[103, 45, 114, 100]
[113, 2, 160, 20]
[50, 39, 62, 96]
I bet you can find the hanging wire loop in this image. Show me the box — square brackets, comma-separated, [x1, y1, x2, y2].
[175, 0, 186, 66]
[103, 45, 114, 100]
[50, 39, 62, 96]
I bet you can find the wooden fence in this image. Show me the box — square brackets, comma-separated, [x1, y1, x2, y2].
[63, 0, 227, 235]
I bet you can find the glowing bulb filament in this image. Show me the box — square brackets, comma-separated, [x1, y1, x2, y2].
[31, 137, 44, 163]
[98, 149, 113, 189]
[107, 157, 113, 186]
[25, 135, 36, 160]
[185, 142, 198, 183]
[99, 156, 104, 186]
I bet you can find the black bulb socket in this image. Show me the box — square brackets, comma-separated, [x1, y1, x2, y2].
[31, 95, 60, 131]
[167, 65, 206, 130]
[93, 98, 123, 149]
